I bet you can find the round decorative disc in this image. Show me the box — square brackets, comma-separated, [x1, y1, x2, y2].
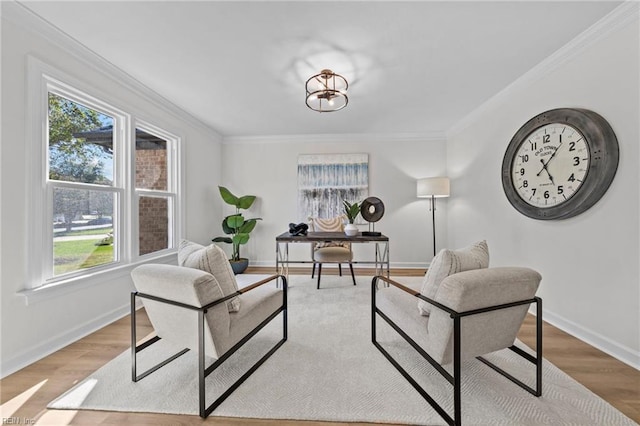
[361, 197, 385, 222]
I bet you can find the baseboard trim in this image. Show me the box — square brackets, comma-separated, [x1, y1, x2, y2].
[541, 308, 640, 370]
[0, 303, 131, 379]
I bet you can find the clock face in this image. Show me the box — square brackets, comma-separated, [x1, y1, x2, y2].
[502, 108, 619, 220]
[511, 123, 590, 208]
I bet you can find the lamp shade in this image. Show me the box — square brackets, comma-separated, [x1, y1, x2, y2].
[417, 177, 450, 198]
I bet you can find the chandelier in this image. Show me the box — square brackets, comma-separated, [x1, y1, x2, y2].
[305, 69, 348, 112]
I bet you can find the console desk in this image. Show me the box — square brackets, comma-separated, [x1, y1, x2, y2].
[275, 231, 390, 279]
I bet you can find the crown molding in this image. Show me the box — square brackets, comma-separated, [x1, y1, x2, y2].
[4, 1, 222, 142]
[447, 1, 640, 139]
[223, 132, 446, 145]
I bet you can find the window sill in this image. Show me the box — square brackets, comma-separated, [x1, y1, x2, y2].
[18, 251, 178, 306]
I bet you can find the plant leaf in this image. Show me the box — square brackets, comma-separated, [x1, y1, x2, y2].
[219, 186, 239, 206]
[222, 215, 240, 234]
[239, 219, 258, 234]
[212, 237, 232, 244]
[237, 195, 256, 210]
[226, 214, 245, 229]
[232, 234, 250, 245]
[343, 200, 360, 221]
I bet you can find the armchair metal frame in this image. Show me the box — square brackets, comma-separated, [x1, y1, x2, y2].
[371, 276, 541, 426]
[131, 274, 288, 418]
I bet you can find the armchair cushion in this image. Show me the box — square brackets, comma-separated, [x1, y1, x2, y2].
[131, 264, 229, 359]
[418, 240, 489, 316]
[228, 284, 284, 351]
[427, 267, 541, 364]
[178, 240, 240, 312]
[376, 279, 430, 349]
[378, 266, 540, 365]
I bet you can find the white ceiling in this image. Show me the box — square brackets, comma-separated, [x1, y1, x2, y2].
[21, 1, 622, 138]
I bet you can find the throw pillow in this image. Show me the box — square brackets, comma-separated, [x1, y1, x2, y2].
[417, 240, 489, 316]
[178, 240, 240, 312]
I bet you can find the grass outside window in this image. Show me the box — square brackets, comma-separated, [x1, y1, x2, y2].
[53, 230, 114, 275]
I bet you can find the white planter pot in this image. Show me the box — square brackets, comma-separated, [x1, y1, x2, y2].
[344, 223, 358, 236]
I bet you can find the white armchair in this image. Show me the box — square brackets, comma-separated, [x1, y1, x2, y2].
[130, 264, 287, 418]
[372, 267, 542, 426]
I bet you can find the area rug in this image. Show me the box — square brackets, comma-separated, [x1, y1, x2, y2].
[49, 274, 637, 425]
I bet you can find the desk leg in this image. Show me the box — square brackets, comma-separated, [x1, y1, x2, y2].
[286, 243, 289, 279]
[375, 242, 387, 277]
[386, 242, 390, 278]
[374, 243, 380, 277]
[275, 241, 289, 284]
[374, 242, 390, 287]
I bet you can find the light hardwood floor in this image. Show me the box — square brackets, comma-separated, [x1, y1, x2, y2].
[1, 268, 638, 425]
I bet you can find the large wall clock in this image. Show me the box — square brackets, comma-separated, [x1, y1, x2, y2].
[501, 108, 619, 220]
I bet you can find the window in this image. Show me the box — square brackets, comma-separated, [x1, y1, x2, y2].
[134, 125, 178, 256]
[48, 92, 118, 277]
[28, 59, 181, 289]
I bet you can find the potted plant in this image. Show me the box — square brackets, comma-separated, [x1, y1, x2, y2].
[342, 200, 361, 236]
[212, 186, 261, 274]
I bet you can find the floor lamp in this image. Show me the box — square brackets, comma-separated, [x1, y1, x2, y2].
[416, 177, 450, 258]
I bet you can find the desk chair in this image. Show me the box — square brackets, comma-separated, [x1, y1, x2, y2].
[309, 216, 357, 289]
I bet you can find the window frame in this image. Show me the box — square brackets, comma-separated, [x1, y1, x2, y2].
[45, 84, 126, 282]
[133, 120, 180, 259]
[25, 57, 182, 294]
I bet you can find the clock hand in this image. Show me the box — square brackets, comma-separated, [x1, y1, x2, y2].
[536, 159, 546, 177]
[544, 141, 563, 168]
[536, 141, 563, 180]
[537, 159, 556, 185]
[542, 142, 562, 185]
[547, 170, 555, 186]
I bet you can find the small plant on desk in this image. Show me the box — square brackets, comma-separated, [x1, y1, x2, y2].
[342, 200, 361, 236]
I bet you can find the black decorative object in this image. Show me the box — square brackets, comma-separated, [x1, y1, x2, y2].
[288, 222, 309, 236]
[360, 197, 384, 236]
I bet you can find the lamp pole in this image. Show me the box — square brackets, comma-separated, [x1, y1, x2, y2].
[431, 194, 437, 257]
[416, 177, 450, 262]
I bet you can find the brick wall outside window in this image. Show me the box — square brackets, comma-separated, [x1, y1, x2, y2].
[136, 147, 169, 255]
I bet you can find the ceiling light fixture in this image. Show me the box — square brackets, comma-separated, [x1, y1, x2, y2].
[305, 69, 348, 112]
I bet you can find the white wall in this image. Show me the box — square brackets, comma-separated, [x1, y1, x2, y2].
[446, 7, 639, 368]
[0, 3, 223, 376]
[221, 135, 448, 269]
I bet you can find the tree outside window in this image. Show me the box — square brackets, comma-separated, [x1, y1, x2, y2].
[48, 93, 115, 275]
